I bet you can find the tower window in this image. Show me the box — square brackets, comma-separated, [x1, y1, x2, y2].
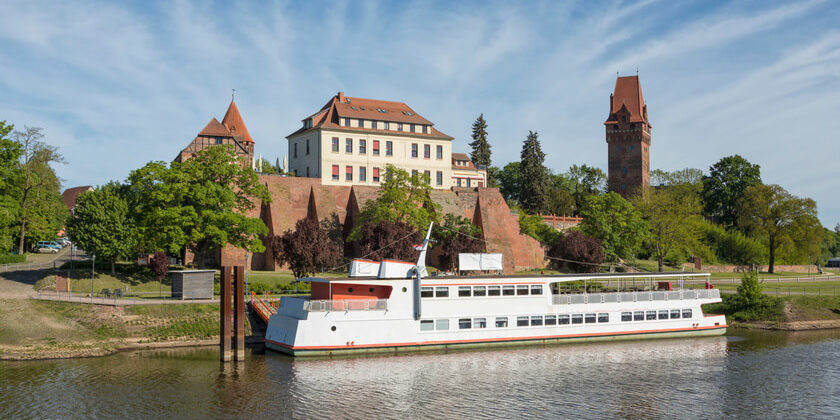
[622, 167, 627, 176]
[621, 183, 626, 191]
[616, 146, 621, 152]
[629, 145, 634, 151]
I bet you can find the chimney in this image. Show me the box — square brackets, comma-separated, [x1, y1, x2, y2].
[338, 91, 345, 102]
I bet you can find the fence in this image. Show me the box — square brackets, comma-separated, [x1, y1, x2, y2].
[766, 287, 840, 297]
[684, 275, 840, 284]
[304, 299, 389, 312]
[552, 289, 721, 305]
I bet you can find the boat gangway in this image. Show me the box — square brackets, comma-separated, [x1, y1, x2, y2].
[250, 291, 282, 323]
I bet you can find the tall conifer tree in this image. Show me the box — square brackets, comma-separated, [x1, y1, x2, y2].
[469, 114, 491, 167]
[519, 131, 550, 214]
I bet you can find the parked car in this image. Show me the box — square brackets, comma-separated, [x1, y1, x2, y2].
[57, 238, 71, 247]
[35, 241, 60, 254]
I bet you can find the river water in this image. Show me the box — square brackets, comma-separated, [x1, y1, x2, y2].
[1, 330, 839, 419]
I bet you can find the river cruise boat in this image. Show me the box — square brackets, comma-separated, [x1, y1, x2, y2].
[264, 227, 726, 357]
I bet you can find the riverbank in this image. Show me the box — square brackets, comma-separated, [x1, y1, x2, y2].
[705, 294, 840, 331]
[0, 299, 254, 361]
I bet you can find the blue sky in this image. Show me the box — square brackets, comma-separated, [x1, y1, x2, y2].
[1, 0, 839, 225]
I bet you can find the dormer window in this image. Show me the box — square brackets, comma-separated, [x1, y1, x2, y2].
[344, 117, 350, 126]
[377, 108, 387, 113]
[303, 119, 312, 129]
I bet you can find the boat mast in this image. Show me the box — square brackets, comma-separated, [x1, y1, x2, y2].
[413, 222, 434, 320]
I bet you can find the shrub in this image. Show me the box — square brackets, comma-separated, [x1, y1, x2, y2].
[547, 230, 604, 273]
[0, 254, 26, 264]
[356, 220, 421, 262]
[698, 220, 766, 265]
[151, 251, 169, 282]
[432, 214, 483, 271]
[518, 211, 562, 244]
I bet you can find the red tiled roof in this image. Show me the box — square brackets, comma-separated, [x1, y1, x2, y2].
[221, 100, 253, 143]
[61, 186, 93, 210]
[451, 153, 477, 170]
[605, 76, 650, 125]
[287, 92, 453, 140]
[198, 117, 233, 137]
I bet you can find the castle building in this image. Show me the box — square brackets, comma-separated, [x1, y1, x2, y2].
[175, 100, 255, 168]
[286, 92, 456, 189]
[451, 153, 487, 187]
[604, 76, 651, 196]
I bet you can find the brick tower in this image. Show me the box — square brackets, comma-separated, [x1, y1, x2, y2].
[605, 75, 651, 196]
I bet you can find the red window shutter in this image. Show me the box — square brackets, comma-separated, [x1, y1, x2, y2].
[346, 166, 352, 174]
[373, 167, 380, 177]
[332, 165, 339, 175]
[373, 140, 380, 148]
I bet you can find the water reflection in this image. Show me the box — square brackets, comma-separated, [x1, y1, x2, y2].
[1, 331, 839, 419]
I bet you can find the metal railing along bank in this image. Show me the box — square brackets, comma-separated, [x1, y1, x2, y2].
[304, 299, 389, 312]
[552, 289, 721, 305]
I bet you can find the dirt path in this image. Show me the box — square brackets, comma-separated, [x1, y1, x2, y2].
[0, 248, 79, 299]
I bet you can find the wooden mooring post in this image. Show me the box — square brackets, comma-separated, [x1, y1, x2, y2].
[220, 265, 246, 362]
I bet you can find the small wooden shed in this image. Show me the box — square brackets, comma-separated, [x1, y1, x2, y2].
[169, 270, 214, 300]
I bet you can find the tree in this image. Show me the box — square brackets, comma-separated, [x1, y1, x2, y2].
[273, 217, 343, 278]
[737, 184, 821, 273]
[496, 162, 521, 203]
[702, 155, 761, 228]
[352, 165, 439, 237]
[356, 220, 421, 262]
[519, 131, 550, 214]
[432, 214, 483, 271]
[547, 230, 604, 273]
[547, 188, 576, 216]
[128, 145, 271, 268]
[565, 164, 606, 212]
[735, 270, 764, 309]
[66, 183, 135, 274]
[632, 184, 702, 272]
[469, 114, 491, 167]
[579, 192, 648, 262]
[151, 251, 169, 282]
[11, 127, 64, 254]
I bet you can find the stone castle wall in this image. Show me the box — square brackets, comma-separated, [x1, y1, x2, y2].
[221, 175, 546, 274]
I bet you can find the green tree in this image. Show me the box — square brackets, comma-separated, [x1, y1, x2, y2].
[702, 155, 761, 228]
[351, 165, 440, 238]
[519, 131, 550, 214]
[735, 270, 764, 309]
[547, 188, 576, 216]
[496, 162, 521, 203]
[432, 214, 483, 271]
[66, 183, 135, 274]
[632, 184, 702, 272]
[737, 184, 821, 273]
[565, 164, 606, 212]
[128, 145, 271, 268]
[0, 121, 20, 252]
[469, 114, 491, 167]
[579, 192, 648, 262]
[11, 127, 65, 254]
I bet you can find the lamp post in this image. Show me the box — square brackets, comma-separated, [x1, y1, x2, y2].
[91, 254, 95, 296]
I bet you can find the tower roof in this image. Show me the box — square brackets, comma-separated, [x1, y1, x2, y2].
[198, 117, 233, 137]
[221, 100, 253, 143]
[605, 75, 650, 125]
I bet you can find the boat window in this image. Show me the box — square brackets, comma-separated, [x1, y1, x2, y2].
[621, 312, 632, 322]
[516, 285, 529, 295]
[517, 316, 529, 327]
[496, 317, 508, 328]
[530, 285, 543, 295]
[420, 287, 433, 298]
[435, 287, 449, 298]
[436, 319, 449, 330]
[634, 311, 644, 321]
[420, 320, 434, 331]
[530, 316, 543, 326]
[544, 315, 557, 326]
[459, 318, 472, 329]
[658, 310, 669, 320]
[458, 286, 472, 297]
[598, 313, 609, 323]
[682, 309, 692, 319]
[585, 313, 597, 324]
[572, 314, 583, 324]
[503, 285, 515, 296]
[670, 309, 681, 319]
[473, 286, 487, 297]
[488, 286, 501, 296]
[473, 318, 487, 329]
[646, 311, 657, 321]
[559, 314, 570, 324]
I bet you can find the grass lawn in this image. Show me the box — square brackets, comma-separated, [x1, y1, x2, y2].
[0, 299, 126, 348]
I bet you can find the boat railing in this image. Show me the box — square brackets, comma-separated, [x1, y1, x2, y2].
[304, 298, 389, 312]
[552, 288, 720, 305]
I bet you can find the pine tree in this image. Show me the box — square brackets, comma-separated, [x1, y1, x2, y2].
[519, 131, 550, 214]
[469, 114, 491, 167]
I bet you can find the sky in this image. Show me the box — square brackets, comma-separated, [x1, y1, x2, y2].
[1, 0, 839, 225]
